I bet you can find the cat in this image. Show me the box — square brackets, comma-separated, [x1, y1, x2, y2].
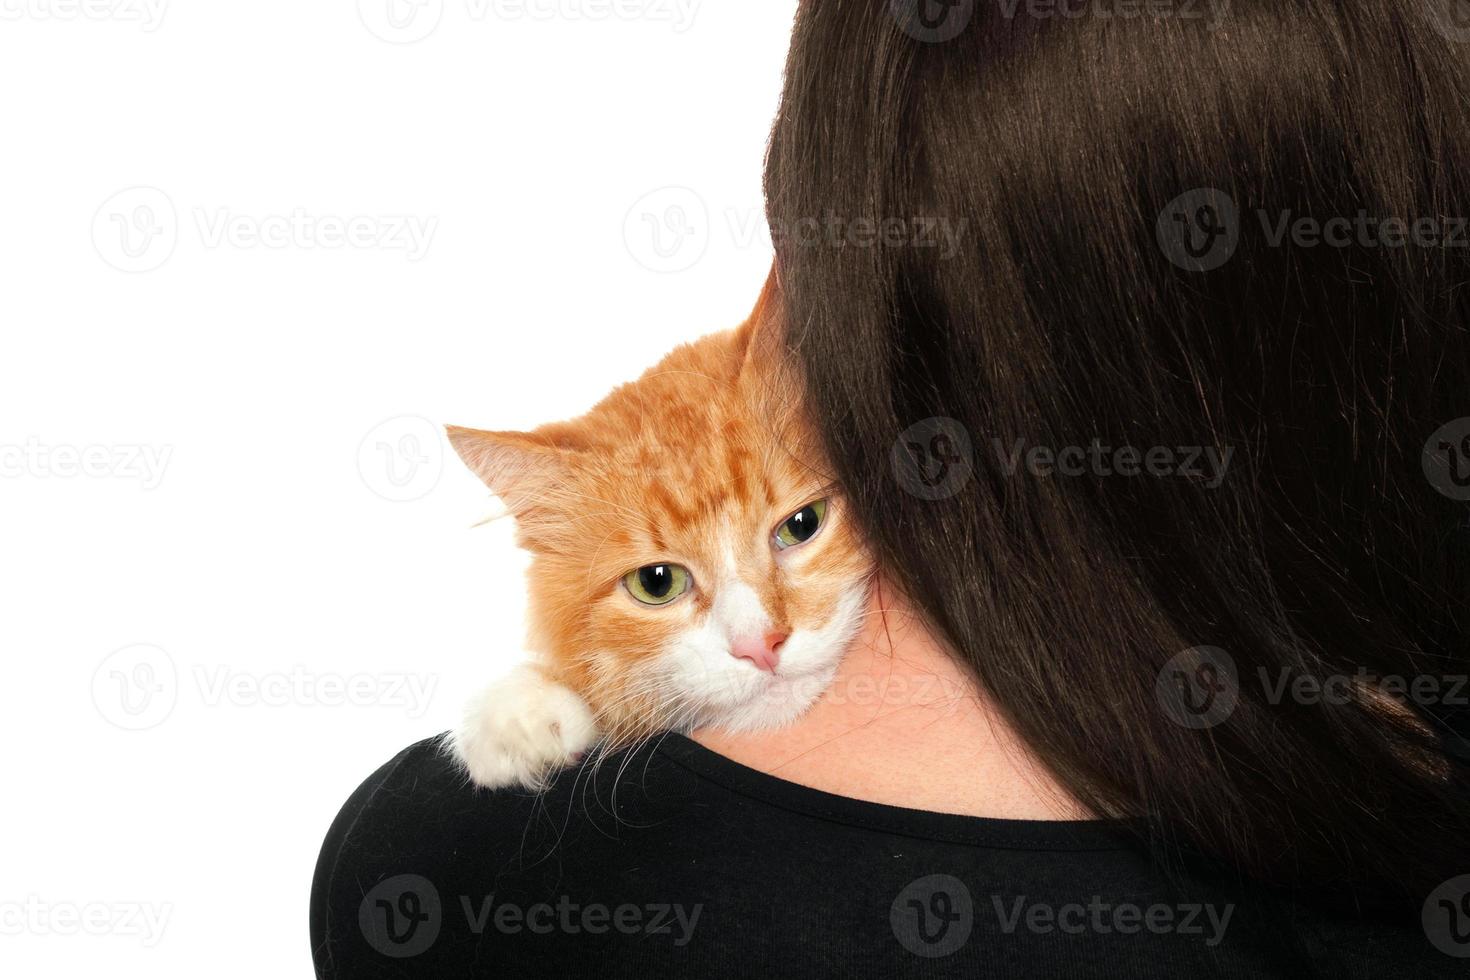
[444, 272, 873, 789]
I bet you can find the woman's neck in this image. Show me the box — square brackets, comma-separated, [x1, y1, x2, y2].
[693, 577, 1090, 820]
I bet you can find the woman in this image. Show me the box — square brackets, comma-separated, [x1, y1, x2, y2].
[312, 2, 1470, 975]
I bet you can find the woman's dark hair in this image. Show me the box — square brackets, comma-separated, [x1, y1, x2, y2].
[766, 0, 1470, 903]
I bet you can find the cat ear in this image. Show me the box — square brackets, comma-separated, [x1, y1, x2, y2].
[738, 262, 784, 369]
[737, 263, 800, 402]
[444, 425, 569, 514]
[735, 264, 827, 469]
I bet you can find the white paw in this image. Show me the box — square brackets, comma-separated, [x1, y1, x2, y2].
[451, 664, 599, 790]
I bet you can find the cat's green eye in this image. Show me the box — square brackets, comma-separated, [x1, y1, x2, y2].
[774, 499, 828, 550]
[623, 563, 692, 606]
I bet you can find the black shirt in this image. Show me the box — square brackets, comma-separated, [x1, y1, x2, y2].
[310, 735, 1460, 978]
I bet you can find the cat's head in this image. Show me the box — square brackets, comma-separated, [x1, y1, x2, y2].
[447, 290, 872, 742]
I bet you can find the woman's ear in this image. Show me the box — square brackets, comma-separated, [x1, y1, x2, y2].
[444, 425, 569, 516]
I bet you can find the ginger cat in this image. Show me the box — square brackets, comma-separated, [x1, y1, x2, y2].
[445, 274, 873, 788]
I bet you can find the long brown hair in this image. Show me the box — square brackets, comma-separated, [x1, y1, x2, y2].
[766, 0, 1470, 904]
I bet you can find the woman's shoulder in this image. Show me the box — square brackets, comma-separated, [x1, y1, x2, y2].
[309, 734, 697, 976]
[310, 734, 694, 898]
[310, 736, 1461, 979]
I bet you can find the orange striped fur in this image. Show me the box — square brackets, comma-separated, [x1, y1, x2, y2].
[446, 271, 873, 785]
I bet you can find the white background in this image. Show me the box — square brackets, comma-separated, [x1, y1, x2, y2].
[0, 1, 793, 974]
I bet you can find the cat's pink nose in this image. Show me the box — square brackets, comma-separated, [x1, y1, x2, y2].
[731, 631, 787, 673]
